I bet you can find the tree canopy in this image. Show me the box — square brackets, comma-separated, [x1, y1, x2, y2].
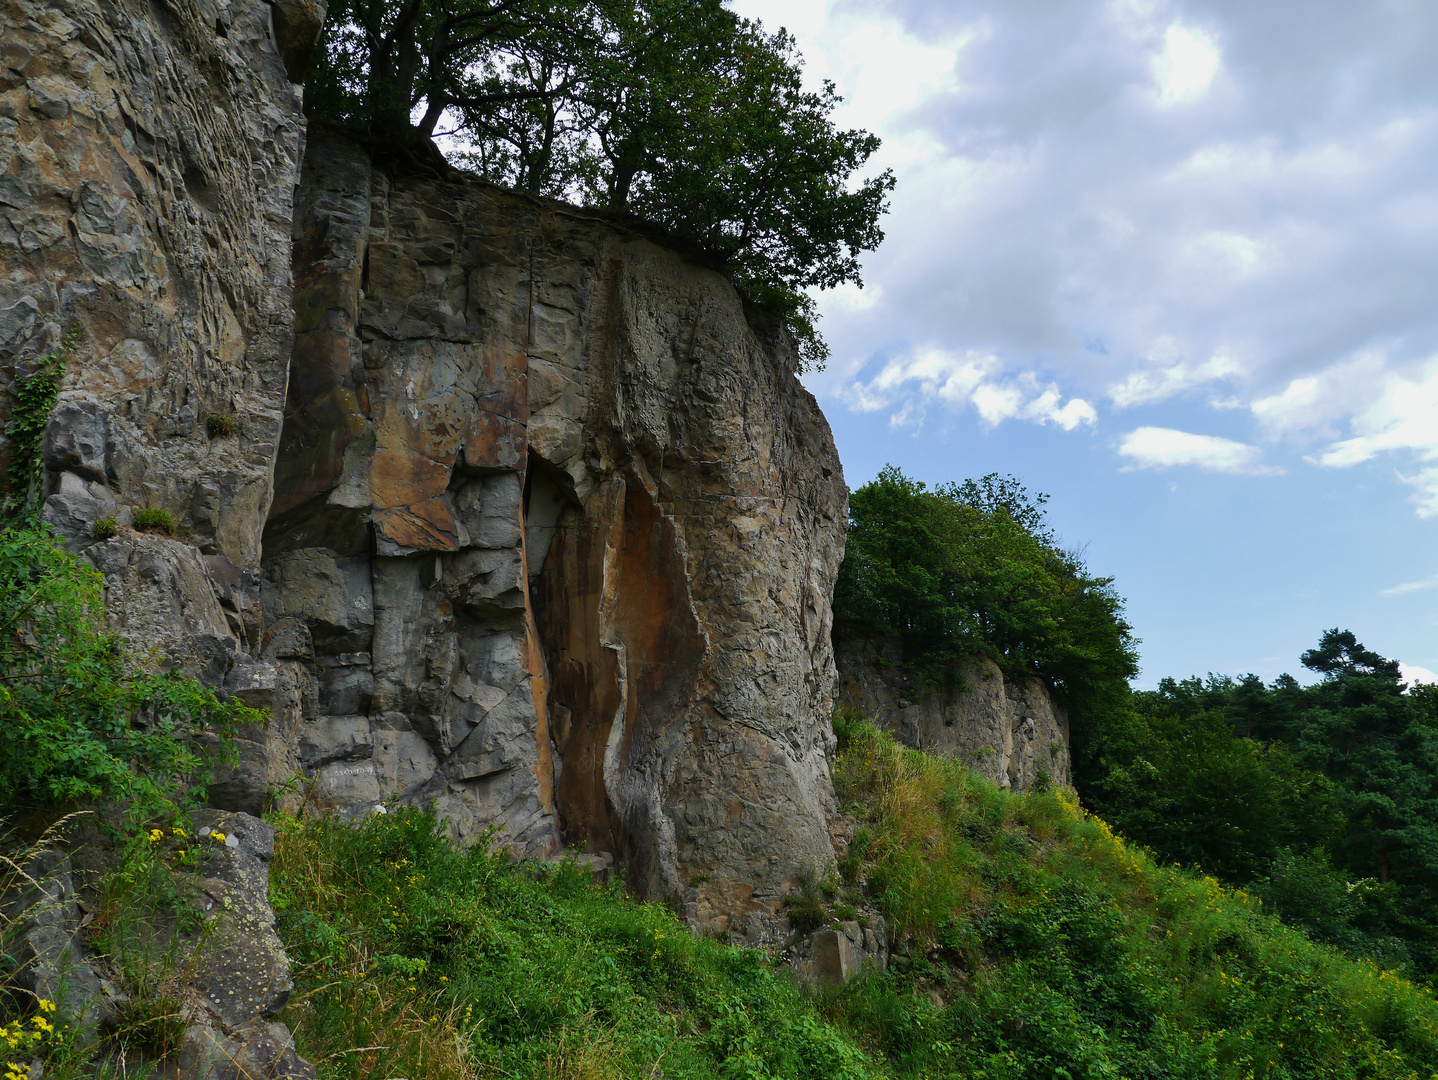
[307, 0, 894, 369]
[1086, 631, 1438, 978]
[834, 465, 1139, 734]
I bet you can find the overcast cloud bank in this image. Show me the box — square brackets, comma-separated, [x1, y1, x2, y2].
[735, 0, 1438, 514]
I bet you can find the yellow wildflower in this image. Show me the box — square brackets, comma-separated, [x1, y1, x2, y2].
[148, 828, 164, 843]
[211, 832, 227, 844]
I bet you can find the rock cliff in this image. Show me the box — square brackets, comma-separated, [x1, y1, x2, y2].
[835, 637, 1070, 791]
[3, 0, 848, 942]
[3, 0, 311, 698]
[261, 134, 848, 939]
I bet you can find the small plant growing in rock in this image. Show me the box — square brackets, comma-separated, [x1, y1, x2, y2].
[92, 515, 119, 540]
[834, 903, 858, 922]
[784, 892, 827, 934]
[205, 413, 237, 438]
[132, 507, 175, 535]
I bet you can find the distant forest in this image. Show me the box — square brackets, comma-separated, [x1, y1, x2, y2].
[838, 465, 1438, 982]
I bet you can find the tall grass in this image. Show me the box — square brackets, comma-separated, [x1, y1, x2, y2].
[267, 809, 878, 1080]
[828, 708, 1438, 1078]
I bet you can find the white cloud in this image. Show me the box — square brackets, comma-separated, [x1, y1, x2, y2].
[1401, 663, 1438, 687]
[1109, 350, 1243, 407]
[1152, 24, 1221, 106]
[1382, 571, 1438, 597]
[1315, 359, 1438, 466]
[1250, 352, 1390, 439]
[840, 348, 1097, 431]
[1395, 466, 1438, 519]
[737, 0, 1438, 525]
[1295, 357, 1438, 515]
[1117, 426, 1276, 474]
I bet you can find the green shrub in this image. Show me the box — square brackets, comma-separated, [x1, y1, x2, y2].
[92, 515, 118, 540]
[0, 524, 254, 815]
[785, 892, 828, 934]
[204, 413, 237, 438]
[132, 507, 175, 535]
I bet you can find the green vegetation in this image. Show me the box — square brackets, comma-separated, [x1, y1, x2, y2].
[834, 466, 1138, 739]
[0, 523, 253, 818]
[1086, 630, 1438, 979]
[252, 717, 1438, 1079]
[0, 350, 250, 819]
[91, 516, 118, 541]
[130, 508, 175, 535]
[4, 328, 77, 520]
[823, 712, 1438, 1078]
[310, 0, 893, 369]
[204, 413, 237, 438]
[268, 808, 875, 1080]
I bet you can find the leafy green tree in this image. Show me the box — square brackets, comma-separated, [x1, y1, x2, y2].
[1090, 631, 1438, 978]
[308, 0, 892, 369]
[834, 465, 1138, 741]
[1293, 630, 1438, 889]
[1091, 705, 1344, 882]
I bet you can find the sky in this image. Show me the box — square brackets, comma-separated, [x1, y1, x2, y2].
[729, 0, 1438, 688]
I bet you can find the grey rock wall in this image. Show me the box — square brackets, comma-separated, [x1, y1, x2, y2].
[261, 136, 849, 939]
[2, 0, 312, 688]
[836, 637, 1070, 791]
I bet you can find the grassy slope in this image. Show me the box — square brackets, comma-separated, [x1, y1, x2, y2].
[267, 715, 1438, 1080]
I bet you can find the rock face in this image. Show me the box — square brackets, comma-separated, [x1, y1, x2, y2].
[261, 134, 848, 938]
[836, 637, 1070, 791]
[4, 0, 849, 938]
[2, 0, 312, 688]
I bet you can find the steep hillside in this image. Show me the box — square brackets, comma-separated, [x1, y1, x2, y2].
[258, 713, 1438, 1080]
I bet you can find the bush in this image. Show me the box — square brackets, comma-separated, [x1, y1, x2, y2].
[0, 524, 254, 815]
[204, 413, 237, 438]
[92, 516, 118, 540]
[131, 507, 175, 535]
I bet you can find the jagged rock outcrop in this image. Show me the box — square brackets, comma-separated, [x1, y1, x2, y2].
[2, 0, 318, 1065]
[2, 0, 313, 694]
[261, 133, 848, 940]
[3, 0, 848, 941]
[836, 638, 1070, 790]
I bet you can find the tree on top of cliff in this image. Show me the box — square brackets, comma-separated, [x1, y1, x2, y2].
[834, 464, 1139, 719]
[307, 0, 893, 370]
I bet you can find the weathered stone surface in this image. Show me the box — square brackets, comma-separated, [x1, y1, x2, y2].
[0, 850, 108, 1035]
[86, 531, 243, 682]
[836, 638, 1070, 790]
[2, 0, 314, 670]
[180, 1018, 315, 1080]
[791, 918, 888, 989]
[188, 812, 294, 1028]
[259, 139, 848, 935]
